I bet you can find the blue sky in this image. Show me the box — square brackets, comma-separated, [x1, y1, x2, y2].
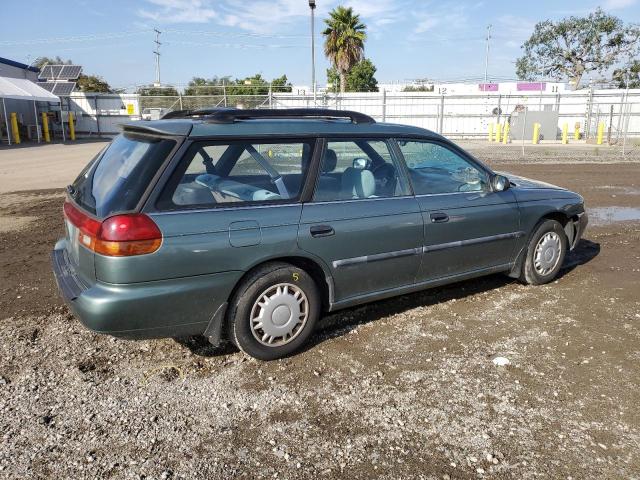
[1, 0, 639, 89]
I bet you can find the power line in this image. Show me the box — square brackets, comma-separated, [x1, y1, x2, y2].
[0, 30, 149, 46]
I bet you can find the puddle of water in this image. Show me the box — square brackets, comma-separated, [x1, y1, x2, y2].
[593, 186, 640, 195]
[588, 207, 640, 226]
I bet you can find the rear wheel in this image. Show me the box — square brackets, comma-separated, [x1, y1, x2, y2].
[520, 219, 567, 285]
[228, 262, 320, 360]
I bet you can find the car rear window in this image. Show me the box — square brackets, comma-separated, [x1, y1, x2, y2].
[69, 133, 176, 217]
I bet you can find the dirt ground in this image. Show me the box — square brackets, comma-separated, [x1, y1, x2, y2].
[0, 149, 639, 479]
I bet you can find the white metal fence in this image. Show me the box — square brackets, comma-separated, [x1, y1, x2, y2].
[66, 88, 640, 145]
[272, 89, 640, 142]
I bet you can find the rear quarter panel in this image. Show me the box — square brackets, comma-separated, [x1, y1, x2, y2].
[94, 205, 305, 284]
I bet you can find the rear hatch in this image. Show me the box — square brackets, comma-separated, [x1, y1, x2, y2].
[63, 132, 178, 283]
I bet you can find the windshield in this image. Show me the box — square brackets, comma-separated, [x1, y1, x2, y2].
[70, 133, 176, 217]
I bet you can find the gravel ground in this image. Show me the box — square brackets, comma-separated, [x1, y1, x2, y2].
[0, 152, 639, 479]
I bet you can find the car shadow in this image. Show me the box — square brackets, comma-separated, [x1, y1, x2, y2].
[558, 238, 600, 279]
[177, 238, 600, 358]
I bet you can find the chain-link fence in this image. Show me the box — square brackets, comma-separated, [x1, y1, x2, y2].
[271, 89, 640, 162]
[139, 94, 271, 112]
[61, 88, 640, 162]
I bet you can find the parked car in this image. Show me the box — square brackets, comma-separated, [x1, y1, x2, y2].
[52, 108, 588, 360]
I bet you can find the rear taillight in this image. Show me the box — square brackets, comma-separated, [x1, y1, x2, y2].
[64, 202, 162, 256]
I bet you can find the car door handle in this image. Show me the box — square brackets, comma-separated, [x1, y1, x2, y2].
[310, 225, 335, 237]
[430, 212, 449, 223]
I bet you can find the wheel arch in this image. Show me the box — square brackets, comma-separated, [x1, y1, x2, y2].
[232, 254, 334, 313]
[508, 209, 576, 279]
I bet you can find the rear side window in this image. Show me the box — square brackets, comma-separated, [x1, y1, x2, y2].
[158, 140, 315, 210]
[70, 133, 176, 217]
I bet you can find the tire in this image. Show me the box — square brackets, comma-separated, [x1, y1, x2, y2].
[227, 262, 320, 360]
[520, 219, 568, 285]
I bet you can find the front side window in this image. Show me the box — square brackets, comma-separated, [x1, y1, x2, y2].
[397, 140, 489, 195]
[313, 139, 408, 201]
[158, 140, 314, 209]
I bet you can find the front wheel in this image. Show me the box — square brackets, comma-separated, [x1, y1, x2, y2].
[227, 262, 320, 360]
[520, 219, 568, 285]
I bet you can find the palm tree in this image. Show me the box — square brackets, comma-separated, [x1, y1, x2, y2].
[323, 6, 367, 93]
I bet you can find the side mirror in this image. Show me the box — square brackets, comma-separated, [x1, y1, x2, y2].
[492, 174, 510, 192]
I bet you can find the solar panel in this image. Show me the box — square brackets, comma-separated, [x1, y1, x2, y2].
[52, 82, 76, 96]
[59, 65, 82, 80]
[50, 66, 63, 79]
[38, 64, 82, 80]
[38, 82, 56, 92]
[38, 66, 53, 80]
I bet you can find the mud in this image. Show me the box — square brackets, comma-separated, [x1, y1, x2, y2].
[0, 161, 638, 479]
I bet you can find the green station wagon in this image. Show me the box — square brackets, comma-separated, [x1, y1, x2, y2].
[52, 109, 588, 360]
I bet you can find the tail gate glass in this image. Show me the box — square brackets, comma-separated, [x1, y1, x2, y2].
[63, 201, 162, 257]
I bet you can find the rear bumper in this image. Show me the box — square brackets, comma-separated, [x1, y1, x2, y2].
[52, 246, 241, 340]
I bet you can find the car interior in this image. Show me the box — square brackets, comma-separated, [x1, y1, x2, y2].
[170, 140, 405, 207]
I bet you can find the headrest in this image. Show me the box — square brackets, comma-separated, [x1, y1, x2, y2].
[341, 167, 375, 199]
[322, 149, 338, 173]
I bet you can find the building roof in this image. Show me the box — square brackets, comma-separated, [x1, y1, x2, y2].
[0, 56, 39, 73]
[0, 76, 60, 102]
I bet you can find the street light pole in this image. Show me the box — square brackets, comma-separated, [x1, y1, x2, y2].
[309, 0, 317, 104]
[484, 24, 492, 84]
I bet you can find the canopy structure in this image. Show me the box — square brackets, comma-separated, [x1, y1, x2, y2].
[0, 76, 60, 103]
[0, 76, 60, 145]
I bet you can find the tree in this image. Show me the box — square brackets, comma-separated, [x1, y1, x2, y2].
[402, 85, 434, 92]
[184, 76, 231, 95]
[327, 58, 378, 92]
[33, 56, 72, 69]
[516, 8, 640, 89]
[613, 60, 640, 88]
[137, 85, 179, 96]
[323, 6, 367, 93]
[76, 74, 112, 93]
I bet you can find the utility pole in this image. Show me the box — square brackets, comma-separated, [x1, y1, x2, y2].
[484, 24, 492, 84]
[153, 28, 162, 87]
[309, 1, 317, 104]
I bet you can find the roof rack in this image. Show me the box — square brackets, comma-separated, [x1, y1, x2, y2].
[161, 107, 231, 119]
[206, 108, 375, 124]
[161, 108, 375, 124]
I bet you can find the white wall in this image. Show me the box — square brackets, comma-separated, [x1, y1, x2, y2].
[67, 93, 140, 135]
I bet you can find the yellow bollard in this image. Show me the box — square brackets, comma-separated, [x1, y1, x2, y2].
[562, 123, 568, 144]
[10, 112, 20, 144]
[488, 123, 494, 142]
[495, 123, 502, 143]
[68, 112, 76, 141]
[502, 123, 510, 144]
[532, 122, 540, 144]
[41, 113, 50, 143]
[596, 121, 604, 145]
[574, 122, 580, 140]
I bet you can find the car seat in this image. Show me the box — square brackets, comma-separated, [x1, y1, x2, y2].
[341, 167, 376, 199]
[314, 149, 341, 200]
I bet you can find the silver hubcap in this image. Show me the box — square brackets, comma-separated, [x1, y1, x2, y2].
[250, 283, 309, 347]
[534, 232, 562, 275]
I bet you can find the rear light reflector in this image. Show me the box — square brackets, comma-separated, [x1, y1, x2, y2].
[63, 201, 162, 256]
